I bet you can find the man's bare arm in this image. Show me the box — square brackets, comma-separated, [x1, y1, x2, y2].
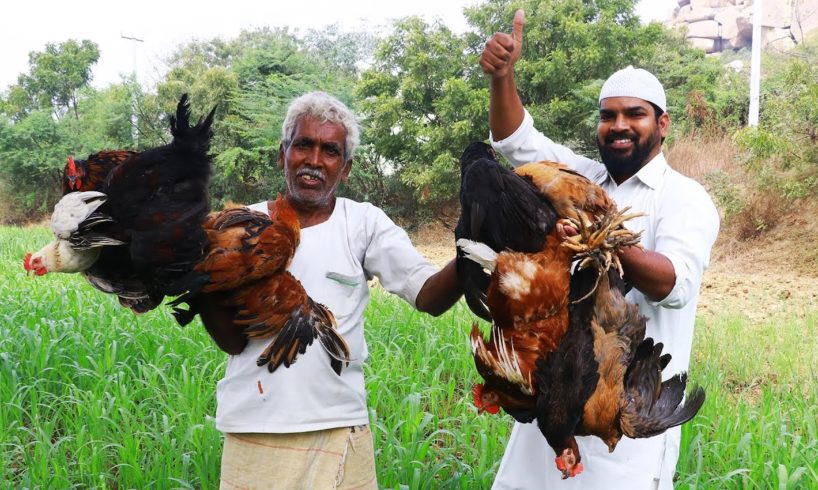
[618, 246, 676, 302]
[191, 294, 248, 355]
[481, 9, 527, 140]
[415, 259, 463, 317]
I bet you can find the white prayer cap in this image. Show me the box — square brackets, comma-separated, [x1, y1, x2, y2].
[599, 66, 667, 113]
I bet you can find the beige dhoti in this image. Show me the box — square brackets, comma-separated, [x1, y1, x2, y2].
[219, 425, 377, 490]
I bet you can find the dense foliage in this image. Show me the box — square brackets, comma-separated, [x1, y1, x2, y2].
[0, 0, 814, 223]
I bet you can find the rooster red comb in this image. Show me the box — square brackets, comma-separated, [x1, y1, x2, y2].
[65, 155, 80, 191]
[472, 384, 500, 414]
[472, 384, 482, 406]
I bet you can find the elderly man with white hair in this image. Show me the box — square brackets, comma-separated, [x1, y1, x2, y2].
[199, 91, 464, 489]
[479, 10, 720, 490]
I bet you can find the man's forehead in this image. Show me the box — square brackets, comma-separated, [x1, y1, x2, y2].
[599, 96, 653, 111]
[292, 116, 347, 139]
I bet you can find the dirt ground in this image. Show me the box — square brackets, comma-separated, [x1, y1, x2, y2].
[411, 215, 818, 321]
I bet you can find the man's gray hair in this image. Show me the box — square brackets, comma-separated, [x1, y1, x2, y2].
[281, 91, 360, 162]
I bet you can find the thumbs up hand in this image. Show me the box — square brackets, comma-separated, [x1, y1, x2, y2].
[479, 9, 525, 79]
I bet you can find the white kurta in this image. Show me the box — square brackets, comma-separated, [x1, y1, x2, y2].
[215, 198, 438, 433]
[489, 110, 720, 489]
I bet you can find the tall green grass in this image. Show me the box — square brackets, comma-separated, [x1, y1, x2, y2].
[677, 311, 818, 489]
[1, 226, 816, 489]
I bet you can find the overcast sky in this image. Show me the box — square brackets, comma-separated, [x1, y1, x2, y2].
[0, 0, 677, 91]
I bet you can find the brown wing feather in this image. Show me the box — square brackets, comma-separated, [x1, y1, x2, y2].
[197, 207, 298, 293]
[574, 319, 628, 452]
[226, 272, 350, 374]
[515, 161, 616, 225]
[474, 229, 575, 408]
[173, 195, 348, 375]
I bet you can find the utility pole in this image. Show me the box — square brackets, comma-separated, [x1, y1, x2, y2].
[749, 0, 762, 126]
[121, 34, 144, 147]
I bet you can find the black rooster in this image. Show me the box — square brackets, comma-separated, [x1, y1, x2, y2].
[24, 94, 215, 313]
[455, 142, 557, 321]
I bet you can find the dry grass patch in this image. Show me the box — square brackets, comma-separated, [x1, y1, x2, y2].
[666, 134, 740, 182]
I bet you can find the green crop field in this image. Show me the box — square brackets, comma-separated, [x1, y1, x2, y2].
[1, 226, 816, 489]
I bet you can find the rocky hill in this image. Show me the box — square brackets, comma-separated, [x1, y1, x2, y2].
[666, 0, 818, 53]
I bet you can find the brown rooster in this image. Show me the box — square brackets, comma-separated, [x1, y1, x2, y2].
[464, 224, 575, 416]
[63, 151, 136, 194]
[571, 266, 706, 456]
[172, 198, 351, 374]
[457, 142, 703, 479]
[532, 264, 704, 479]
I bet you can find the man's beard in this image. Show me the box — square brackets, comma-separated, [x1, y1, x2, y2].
[597, 128, 661, 181]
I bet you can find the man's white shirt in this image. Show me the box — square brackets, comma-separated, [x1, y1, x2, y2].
[489, 110, 720, 489]
[215, 198, 437, 433]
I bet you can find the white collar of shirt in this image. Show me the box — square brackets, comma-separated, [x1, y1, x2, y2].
[602, 152, 668, 190]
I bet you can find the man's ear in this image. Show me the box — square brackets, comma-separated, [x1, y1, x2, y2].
[341, 159, 352, 182]
[277, 143, 285, 170]
[658, 112, 670, 139]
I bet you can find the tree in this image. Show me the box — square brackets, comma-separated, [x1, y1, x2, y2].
[357, 16, 489, 213]
[641, 28, 747, 139]
[732, 33, 818, 199]
[300, 25, 379, 77]
[61, 85, 136, 154]
[16, 40, 100, 120]
[355, 0, 674, 213]
[0, 110, 65, 219]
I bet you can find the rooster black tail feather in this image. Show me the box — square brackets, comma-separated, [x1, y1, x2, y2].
[255, 298, 350, 375]
[621, 339, 706, 438]
[312, 301, 352, 375]
[172, 305, 199, 326]
[170, 93, 217, 158]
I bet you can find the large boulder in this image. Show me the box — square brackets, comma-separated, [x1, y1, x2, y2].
[688, 37, 720, 52]
[716, 6, 755, 47]
[684, 6, 718, 22]
[764, 3, 794, 28]
[791, 2, 818, 42]
[691, 0, 734, 8]
[667, 0, 818, 52]
[687, 19, 722, 37]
